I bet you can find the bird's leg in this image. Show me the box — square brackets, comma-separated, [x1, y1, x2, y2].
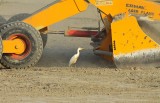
[72, 64, 76, 68]
[74, 64, 77, 68]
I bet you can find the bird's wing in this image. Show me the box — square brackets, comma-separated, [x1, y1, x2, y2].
[69, 54, 79, 66]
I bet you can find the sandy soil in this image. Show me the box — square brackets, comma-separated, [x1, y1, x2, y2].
[0, 0, 160, 103]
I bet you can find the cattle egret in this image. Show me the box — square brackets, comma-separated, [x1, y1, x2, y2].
[69, 47, 84, 67]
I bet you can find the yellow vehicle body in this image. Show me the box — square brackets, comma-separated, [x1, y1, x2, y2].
[2, 0, 160, 68]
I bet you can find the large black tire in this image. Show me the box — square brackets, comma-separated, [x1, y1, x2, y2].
[0, 21, 43, 69]
[40, 33, 47, 48]
[8, 13, 48, 48]
[0, 36, 3, 59]
[7, 13, 30, 23]
[0, 16, 6, 59]
[0, 16, 6, 26]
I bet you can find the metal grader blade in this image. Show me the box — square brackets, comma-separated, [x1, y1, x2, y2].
[112, 16, 160, 68]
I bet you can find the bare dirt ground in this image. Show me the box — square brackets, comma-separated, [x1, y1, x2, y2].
[0, 0, 160, 103]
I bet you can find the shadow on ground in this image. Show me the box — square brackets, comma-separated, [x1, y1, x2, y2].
[36, 48, 116, 68]
[36, 35, 116, 68]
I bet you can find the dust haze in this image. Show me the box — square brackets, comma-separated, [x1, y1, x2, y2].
[0, 0, 160, 103]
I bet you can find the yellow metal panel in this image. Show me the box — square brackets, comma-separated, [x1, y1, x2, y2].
[23, 0, 88, 30]
[74, 0, 88, 11]
[111, 16, 159, 55]
[22, 0, 160, 30]
[89, 0, 160, 20]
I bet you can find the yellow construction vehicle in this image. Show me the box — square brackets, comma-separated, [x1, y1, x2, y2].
[0, 0, 160, 69]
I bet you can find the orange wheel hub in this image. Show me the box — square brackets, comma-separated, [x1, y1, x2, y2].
[6, 34, 31, 60]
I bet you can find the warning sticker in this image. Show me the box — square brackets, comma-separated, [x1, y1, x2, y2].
[96, 0, 113, 6]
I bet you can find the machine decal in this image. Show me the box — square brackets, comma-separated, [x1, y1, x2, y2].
[140, 11, 154, 17]
[126, 4, 154, 17]
[126, 4, 144, 9]
[96, 0, 113, 6]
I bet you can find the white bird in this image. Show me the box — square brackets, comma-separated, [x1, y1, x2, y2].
[69, 47, 84, 67]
